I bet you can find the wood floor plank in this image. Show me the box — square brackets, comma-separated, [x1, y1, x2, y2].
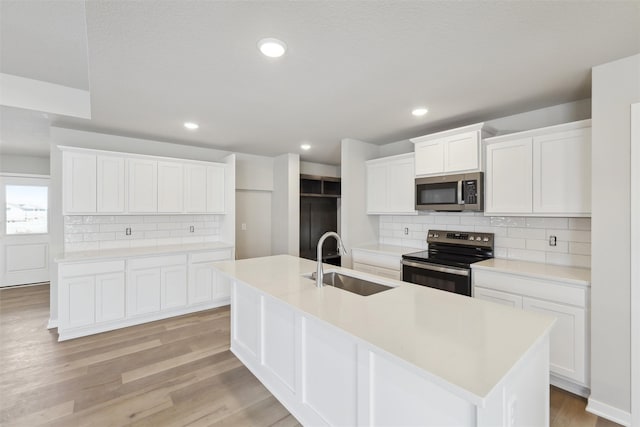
[0, 283, 622, 427]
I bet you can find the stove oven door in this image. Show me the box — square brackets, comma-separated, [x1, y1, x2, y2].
[401, 260, 471, 296]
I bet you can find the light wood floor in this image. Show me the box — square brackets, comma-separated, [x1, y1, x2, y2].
[0, 284, 621, 426]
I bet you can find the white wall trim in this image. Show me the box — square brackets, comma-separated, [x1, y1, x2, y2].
[0, 73, 91, 119]
[0, 173, 50, 179]
[631, 102, 640, 427]
[586, 398, 631, 426]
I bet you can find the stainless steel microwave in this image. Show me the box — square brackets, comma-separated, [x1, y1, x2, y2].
[415, 172, 484, 212]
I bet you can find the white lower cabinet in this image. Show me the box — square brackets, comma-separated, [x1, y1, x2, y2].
[473, 268, 590, 395]
[351, 248, 402, 280]
[57, 247, 233, 341]
[230, 279, 547, 427]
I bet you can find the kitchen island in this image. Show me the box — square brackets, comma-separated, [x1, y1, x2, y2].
[213, 255, 555, 426]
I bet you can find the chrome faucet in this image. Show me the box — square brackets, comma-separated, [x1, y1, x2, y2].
[316, 231, 347, 288]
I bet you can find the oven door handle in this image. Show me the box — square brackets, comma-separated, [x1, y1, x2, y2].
[401, 260, 470, 277]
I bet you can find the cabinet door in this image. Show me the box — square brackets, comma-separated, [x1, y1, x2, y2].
[387, 158, 415, 213]
[206, 165, 226, 213]
[214, 272, 231, 301]
[414, 140, 444, 176]
[444, 131, 479, 172]
[522, 297, 586, 384]
[127, 267, 161, 315]
[97, 155, 125, 213]
[533, 128, 591, 215]
[485, 138, 533, 214]
[188, 262, 214, 304]
[60, 275, 96, 327]
[63, 151, 97, 214]
[95, 272, 125, 322]
[366, 162, 388, 213]
[157, 161, 184, 213]
[474, 287, 523, 309]
[128, 159, 158, 213]
[161, 264, 188, 309]
[185, 164, 207, 213]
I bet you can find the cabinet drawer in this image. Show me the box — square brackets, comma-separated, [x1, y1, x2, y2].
[473, 269, 586, 307]
[474, 286, 523, 309]
[128, 254, 187, 270]
[351, 250, 400, 271]
[190, 250, 232, 264]
[60, 260, 125, 278]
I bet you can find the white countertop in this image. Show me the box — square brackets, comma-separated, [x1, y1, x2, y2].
[55, 241, 234, 263]
[471, 258, 590, 286]
[352, 242, 421, 256]
[213, 255, 555, 404]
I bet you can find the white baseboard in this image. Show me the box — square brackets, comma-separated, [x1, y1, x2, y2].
[47, 318, 58, 329]
[550, 375, 589, 398]
[586, 398, 631, 426]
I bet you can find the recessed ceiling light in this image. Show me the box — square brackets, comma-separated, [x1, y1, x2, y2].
[412, 107, 429, 117]
[184, 122, 199, 130]
[258, 38, 287, 58]
[300, 144, 311, 150]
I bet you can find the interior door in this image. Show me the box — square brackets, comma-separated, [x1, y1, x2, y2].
[0, 175, 50, 287]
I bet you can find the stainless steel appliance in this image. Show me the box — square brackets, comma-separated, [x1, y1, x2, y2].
[415, 172, 483, 212]
[401, 229, 494, 296]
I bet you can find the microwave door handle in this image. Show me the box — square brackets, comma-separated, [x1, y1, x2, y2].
[458, 180, 464, 205]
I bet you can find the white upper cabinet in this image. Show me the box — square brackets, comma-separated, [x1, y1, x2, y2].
[185, 164, 208, 213]
[484, 120, 591, 216]
[411, 123, 492, 177]
[206, 165, 226, 213]
[533, 128, 591, 215]
[366, 153, 415, 214]
[157, 161, 184, 213]
[97, 155, 125, 213]
[63, 151, 97, 214]
[128, 158, 158, 213]
[485, 137, 533, 214]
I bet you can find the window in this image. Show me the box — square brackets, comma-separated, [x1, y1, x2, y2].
[5, 185, 48, 234]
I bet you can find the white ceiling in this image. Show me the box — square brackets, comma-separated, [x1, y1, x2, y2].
[1, 1, 639, 164]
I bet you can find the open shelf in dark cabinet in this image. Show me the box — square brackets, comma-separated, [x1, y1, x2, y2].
[300, 174, 341, 197]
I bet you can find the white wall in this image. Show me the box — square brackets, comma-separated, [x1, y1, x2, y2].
[588, 53, 639, 424]
[340, 138, 380, 268]
[0, 153, 50, 175]
[236, 153, 274, 191]
[300, 161, 340, 178]
[272, 153, 300, 256]
[236, 190, 271, 259]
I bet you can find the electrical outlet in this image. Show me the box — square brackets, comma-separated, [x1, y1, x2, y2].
[549, 235, 557, 247]
[241, 223, 247, 231]
[189, 225, 195, 233]
[404, 227, 409, 235]
[125, 227, 131, 236]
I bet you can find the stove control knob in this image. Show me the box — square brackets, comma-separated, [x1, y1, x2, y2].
[483, 237, 489, 242]
[476, 236, 482, 241]
[434, 233, 439, 238]
[428, 233, 433, 238]
[468, 236, 475, 241]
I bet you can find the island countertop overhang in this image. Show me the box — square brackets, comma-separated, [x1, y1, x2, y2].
[212, 254, 555, 404]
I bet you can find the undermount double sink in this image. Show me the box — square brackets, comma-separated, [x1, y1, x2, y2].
[303, 271, 394, 296]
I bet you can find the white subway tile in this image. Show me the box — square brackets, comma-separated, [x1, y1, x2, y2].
[131, 223, 157, 232]
[546, 229, 591, 243]
[569, 242, 591, 256]
[116, 215, 144, 223]
[410, 231, 426, 240]
[144, 230, 171, 239]
[171, 229, 190, 237]
[382, 237, 402, 246]
[446, 224, 474, 232]
[203, 221, 218, 229]
[83, 232, 116, 242]
[389, 223, 402, 231]
[100, 224, 128, 232]
[144, 215, 174, 223]
[156, 237, 183, 246]
[64, 234, 84, 243]
[508, 227, 546, 239]
[507, 248, 546, 263]
[568, 218, 591, 230]
[115, 232, 135, 240]
[473, 225, 508, 237]
[202, 235, 220, 243]
[495, 237, 526, 249]
[525, 217, 569, 229]
[64, 216, 83, 224]
[174, 215, 194, 222]
[494, 248, 508, 258]
[546, 253, 591, 268]
[156, 222, 180, 230]
[460, 215, 491, 226]
[380, 229, 393, 237]
[130, 239, 157, 248]
[64, 224, 100, 234]
[434, 215, 461, 225]
[526, 239, 568, 253]
[490, 216, 526, 227]
[65, 242, 99, 252]
[181, 236, 204, 244]
[99, 240, 130, 249]
[413, 214, 435, 224]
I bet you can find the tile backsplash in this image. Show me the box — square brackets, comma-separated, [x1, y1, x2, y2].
[64, 215, 223, 252]
[379, 212, 591, 268]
